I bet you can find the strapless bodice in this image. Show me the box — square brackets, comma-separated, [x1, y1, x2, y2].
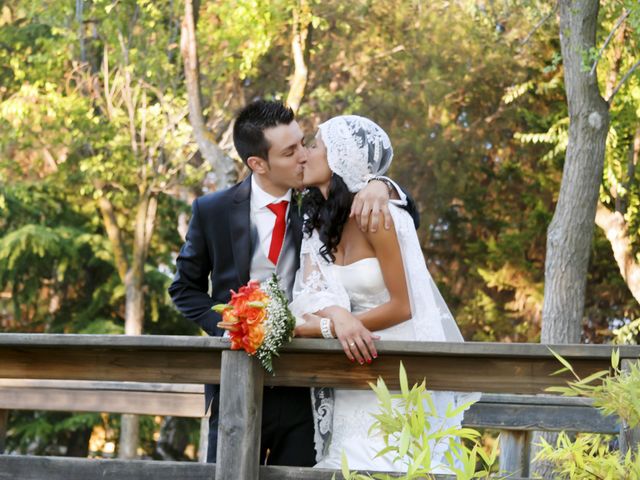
[331, 257, 414, 340]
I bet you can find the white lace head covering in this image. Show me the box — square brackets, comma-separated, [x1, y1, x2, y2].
[318, 115, 393, 192]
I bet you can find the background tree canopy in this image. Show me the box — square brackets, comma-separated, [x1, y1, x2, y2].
[1, 0, 639, 459]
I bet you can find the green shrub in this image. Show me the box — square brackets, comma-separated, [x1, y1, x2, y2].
[534, 349, 640, 479]
[337, 362, 497, 480]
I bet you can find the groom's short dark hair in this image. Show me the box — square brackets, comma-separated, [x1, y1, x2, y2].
[233, 100, 295, 164]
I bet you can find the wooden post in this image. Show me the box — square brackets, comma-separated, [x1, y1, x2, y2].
[0, 409, 8, 454]
[499, 430, 530, 477]
[198, 414, 209, 463]
[215, 351, 263, 480]
[619, 359, 640, 457]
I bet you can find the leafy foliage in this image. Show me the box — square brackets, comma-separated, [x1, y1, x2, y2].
[337, 362, 497, 479]
[535, 350, 640, 478]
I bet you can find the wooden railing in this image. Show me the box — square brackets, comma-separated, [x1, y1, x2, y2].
[0, 382, 619, 476]
[0, 334, 638, 479]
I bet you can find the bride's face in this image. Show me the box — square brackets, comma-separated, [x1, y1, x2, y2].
[302, 132, 332, 193]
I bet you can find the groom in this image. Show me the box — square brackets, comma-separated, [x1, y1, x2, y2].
[169, 100, 418, 465]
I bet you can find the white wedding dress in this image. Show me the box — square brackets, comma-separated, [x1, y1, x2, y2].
[314, 258, 471, 472]
[290, 205, 479, 473]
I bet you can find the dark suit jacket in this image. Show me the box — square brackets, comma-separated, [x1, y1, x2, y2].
[169, 176, 303, 342]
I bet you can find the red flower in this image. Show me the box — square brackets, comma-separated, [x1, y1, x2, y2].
[214, 280, 269, 355]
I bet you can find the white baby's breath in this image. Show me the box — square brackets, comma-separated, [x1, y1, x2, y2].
[256, 274, 297, 373]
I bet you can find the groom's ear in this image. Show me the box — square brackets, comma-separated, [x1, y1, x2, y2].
[247, 156, 269, 174]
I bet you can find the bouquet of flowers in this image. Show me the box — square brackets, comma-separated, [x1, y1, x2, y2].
[213, 274, 296, 373]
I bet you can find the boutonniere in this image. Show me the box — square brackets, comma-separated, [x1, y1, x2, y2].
[294, 188, 309, 215]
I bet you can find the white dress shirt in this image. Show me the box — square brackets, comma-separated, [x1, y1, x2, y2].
[250, 175, 292, 260]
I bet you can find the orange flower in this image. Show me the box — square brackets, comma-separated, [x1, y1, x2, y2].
[214, 280, 270, 354]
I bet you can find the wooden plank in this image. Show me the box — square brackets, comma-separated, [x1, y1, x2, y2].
[1, 334, 638, 359]
[0, 455, 530, 479]
[1, 343, 604, 392]
[0, 346, 220, 384]
[478, 393, 597, 406]
[281, 339, 640, 360]
[463, 395, 618, 433]
[0, 409, 7, 454]
[0, 386, 204, 417]
[215, 351, 264, 480]
[0, 334, 229, 350]
[619, 359, 640, 457]
[499, 430, 530, 477]
[0, 386, 618, 433]
[269, 351, 609, 394]
[0, 379, 203, 393]
[0, 455, 215, 480]
[0, 334, 637, 392]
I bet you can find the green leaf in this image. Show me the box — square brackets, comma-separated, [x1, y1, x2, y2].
[341, 451, 351, 479]
[399, 361, 409, 397]
[574, 369, 609, 386]
[548, 347, 577, 377]
[212, 304, 232, 313]
[612, 348, 620, 370]
[398, 424, 410, 457]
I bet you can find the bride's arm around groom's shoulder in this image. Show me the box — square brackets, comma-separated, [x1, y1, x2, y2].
[350, 178, 420, 233]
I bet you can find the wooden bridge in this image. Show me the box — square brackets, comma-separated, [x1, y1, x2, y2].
[0, 334, 638, 479]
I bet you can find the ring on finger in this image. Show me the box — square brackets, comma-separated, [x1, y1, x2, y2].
[348, 341, 356, 347]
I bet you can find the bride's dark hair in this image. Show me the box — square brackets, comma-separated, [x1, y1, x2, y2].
[302, 174, 354, 263]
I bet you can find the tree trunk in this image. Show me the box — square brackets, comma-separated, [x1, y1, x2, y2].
[534, 1, 610, 477]
[124, 193, 157, 336]
[595, 203, 640, 303]
[75, 0, 85, 63]
[541, 0, 610, 344]
[286, 1, 310, 114]
[181, 0, 236, 190]
[117, 193, 157, 459]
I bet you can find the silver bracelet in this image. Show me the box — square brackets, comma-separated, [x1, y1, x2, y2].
[320, 317, 334, 339]
[370, 176, 394, 196]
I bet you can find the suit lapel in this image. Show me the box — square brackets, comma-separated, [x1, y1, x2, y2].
[289, 201, 303, 265]
[230, 176, 252, 286]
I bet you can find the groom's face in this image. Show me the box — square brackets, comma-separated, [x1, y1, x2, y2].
[256, 121, 307, 191]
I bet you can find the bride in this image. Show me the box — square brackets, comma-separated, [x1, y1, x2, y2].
[290, 115, 477, 473]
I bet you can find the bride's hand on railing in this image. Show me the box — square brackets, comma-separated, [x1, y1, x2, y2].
[330, 309, 379, 365]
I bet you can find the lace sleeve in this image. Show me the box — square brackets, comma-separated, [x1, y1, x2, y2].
[289, 231, 350, 319]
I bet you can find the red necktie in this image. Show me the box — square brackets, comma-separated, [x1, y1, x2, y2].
[266, 201, 289, 265]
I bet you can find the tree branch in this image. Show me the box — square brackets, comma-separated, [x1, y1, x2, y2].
[608, 58, 640, 104]
[101, 47, 115, 120]
[520, 1, 558, 47]
[180, 0, 236, 190]
[76, 0, 86, 63]
[96, 192, 129, 282]
[589, 8, 632, 76]
[595, 202, 640, 305]
[286, 1, 311, 113]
